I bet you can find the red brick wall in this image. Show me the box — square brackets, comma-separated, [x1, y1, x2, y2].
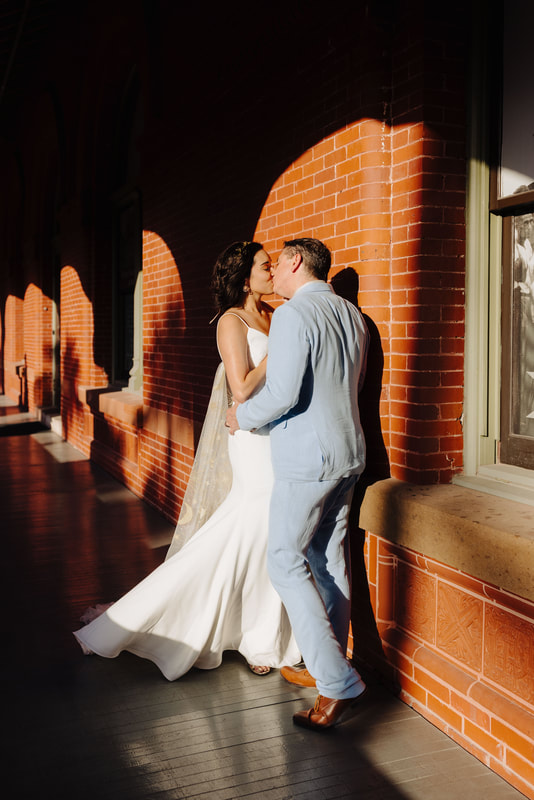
[143, 232, 187, 416]
[256, 113, 465, 487]
[141, 230, 194, 521]
[255, 116, 394, 477]
[22, 284, 54, 411]
[388, 8, 466, 483]
[3, 295, 25, 403]
[60, 265, 108, 454]
[3, 283, 55, 413]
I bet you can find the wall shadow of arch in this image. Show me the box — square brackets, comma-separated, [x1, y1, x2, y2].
[61, 335, 81, 444]
[17, 356, 28, 411]
[0, 300, 4, 395]
[140, 288, 202, 526]
[330, 268, 395, 689]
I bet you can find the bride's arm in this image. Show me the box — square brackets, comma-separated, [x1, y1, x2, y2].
[216, 314, 267, 404]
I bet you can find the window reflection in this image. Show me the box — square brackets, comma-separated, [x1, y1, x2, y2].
[512, 213, 534, 437]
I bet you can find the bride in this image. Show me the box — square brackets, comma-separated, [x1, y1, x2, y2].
[73, 241, 301, 679]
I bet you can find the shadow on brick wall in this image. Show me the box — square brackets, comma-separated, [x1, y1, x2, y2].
[330, 267, 394, 688]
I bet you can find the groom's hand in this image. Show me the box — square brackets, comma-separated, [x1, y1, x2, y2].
[226, 403, 241, 435]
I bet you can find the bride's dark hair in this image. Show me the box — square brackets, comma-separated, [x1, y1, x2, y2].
[211, 241, 264, 314]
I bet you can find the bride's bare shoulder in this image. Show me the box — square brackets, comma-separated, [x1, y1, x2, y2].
[218, 308, 248, 328]
[216, 310, 249, 346]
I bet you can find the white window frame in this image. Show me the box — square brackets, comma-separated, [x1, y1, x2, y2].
[454, 12, 534, 507]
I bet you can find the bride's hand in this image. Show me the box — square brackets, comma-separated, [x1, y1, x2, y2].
[226, 403, 240, 435]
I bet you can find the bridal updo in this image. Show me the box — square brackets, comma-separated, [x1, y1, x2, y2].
[211, 241, 263, 314]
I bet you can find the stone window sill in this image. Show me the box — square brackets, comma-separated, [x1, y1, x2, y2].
[453, 463, 534, 508]
[78, 386, 194, 448]
[359, 478, 534, 604]
[98, 391, 143, 427]
[80, 386, 143, 428]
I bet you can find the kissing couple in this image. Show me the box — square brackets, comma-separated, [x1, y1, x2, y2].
[75, 237, 369, 730]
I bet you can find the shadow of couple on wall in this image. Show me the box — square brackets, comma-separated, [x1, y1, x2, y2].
[330, 268, 394, 690]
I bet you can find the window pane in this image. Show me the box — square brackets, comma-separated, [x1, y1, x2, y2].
[511, 214, 534, 437]
[500, 5, 534, 198]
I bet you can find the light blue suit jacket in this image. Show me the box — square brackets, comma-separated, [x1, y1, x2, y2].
[237, 281, 369, 482]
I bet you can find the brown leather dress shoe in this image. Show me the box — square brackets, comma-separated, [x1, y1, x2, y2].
[293, 690, 367, 731]
[280, 665, 317, 687]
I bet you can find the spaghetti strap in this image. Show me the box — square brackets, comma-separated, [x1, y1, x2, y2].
[220, 311, 250, 328]
[216, 312, 251, 362]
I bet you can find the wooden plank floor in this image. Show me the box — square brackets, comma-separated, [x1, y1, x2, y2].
[0, 396, 526, 800]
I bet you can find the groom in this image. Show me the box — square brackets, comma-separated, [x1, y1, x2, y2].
[226, 238, 369, 730]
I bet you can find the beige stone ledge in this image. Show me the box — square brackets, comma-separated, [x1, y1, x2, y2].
[98, 391, 143, 427]
[76, 386, 143, 427]
[74, 385, 194, 448]
[77, 384, 104, 405]
[142, 405, 194, 450]
[359, 478, 534, 604]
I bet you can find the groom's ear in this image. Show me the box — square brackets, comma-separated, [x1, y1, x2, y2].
[291, 252, 302, 272]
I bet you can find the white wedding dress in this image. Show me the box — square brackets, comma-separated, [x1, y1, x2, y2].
[74, 326, 300, 680]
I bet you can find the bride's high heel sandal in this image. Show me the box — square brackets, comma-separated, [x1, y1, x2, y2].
[248, 664, 271, 675]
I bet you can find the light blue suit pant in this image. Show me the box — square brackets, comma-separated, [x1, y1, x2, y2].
[267, 475, 366, 700]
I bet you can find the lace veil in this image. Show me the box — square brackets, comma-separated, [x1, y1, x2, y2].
[165, 362, 233, 560]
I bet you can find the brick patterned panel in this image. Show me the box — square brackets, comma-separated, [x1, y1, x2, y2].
[368, 532, 534, 796]
[437, 582, 483, 672]
[396, 560, 436, 644]
[485, 605, 534, 707]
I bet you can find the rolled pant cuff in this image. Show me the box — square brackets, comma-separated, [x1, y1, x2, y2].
[315, 676, 366, 701]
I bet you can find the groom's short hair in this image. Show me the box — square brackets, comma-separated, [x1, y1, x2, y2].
[283, 238, 331, 281]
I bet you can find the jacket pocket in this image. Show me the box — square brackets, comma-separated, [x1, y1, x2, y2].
[272, 420, 324, 480]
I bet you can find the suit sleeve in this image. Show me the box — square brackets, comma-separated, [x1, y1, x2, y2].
[236, 304, 309, 431]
